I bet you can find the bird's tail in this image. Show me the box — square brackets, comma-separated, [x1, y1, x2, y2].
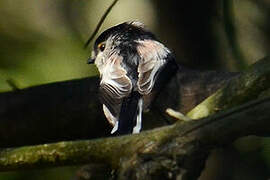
[114, 92, 143, 135]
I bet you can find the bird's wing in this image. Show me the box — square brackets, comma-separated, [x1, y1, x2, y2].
[136, 39, 179, 110]
[136, 40, 170, 95]
[99, 53, 132, 129]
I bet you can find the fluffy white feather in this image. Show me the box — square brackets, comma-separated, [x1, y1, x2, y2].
[136, 40, 170, 95]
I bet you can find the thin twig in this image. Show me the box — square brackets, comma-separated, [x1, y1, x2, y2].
[84, 0, 119, 48]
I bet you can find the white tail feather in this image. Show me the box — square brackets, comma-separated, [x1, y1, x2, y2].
[133, 98, 143, 133]
[111, 121, 119, 134]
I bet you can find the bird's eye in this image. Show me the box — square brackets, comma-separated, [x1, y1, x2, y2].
[98, 43, 106, 52]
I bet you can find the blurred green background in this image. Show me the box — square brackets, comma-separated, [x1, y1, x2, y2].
[0, 0, 270, 179]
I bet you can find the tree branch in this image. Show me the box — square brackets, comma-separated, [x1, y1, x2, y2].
[0, 97, 269, 179]
[187, 56, 270, 119]
[0, 64, 237, 147]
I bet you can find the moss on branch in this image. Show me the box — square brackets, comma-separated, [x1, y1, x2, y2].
[0, 126, 173, 171]
[187, 56, 270, 119]
[0, 97, 269, 178]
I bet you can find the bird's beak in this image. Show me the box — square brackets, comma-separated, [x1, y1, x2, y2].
[87, 57, 95, 64]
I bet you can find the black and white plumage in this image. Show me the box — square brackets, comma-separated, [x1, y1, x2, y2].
[87, 21, 178, 135]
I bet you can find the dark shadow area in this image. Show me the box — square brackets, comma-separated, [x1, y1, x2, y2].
[153, 0, 220, 70]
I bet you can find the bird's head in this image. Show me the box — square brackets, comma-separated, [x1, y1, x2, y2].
[87, 21, 159, 67]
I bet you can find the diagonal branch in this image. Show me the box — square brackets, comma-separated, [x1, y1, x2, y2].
[118, 96, 270, 180]
[187, 56, 270, 119]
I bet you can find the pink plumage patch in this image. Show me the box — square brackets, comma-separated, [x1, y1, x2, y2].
[136, 40, 170, 95]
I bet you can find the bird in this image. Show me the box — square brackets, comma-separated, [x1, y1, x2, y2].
[87, 21, 178, 135]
